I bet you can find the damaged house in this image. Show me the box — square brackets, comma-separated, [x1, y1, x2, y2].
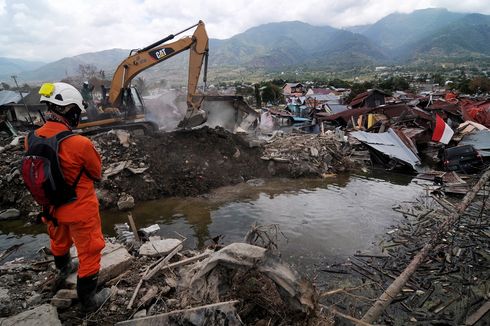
[0, 90, 45, 127]
[350, 89, 389, 109]
[282, 83, 305, 97]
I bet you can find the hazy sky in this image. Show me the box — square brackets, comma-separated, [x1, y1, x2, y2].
[1, 0, 490, 62]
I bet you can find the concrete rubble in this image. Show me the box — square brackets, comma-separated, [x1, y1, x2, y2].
[66, 242, 133, 287]
[0, 304, 61, 326]
[0, 227, 330, 325]
[1, 87, 489, 325]
[138, 237, 183, 256]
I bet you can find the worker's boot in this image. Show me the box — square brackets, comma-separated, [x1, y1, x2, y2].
[53, 253, 77, 292]
[77, 273, 111, 314]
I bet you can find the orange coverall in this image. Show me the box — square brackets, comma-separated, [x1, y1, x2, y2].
[27, 121, 105, 277]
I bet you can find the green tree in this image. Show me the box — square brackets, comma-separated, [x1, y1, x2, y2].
[456, 77, 471, 94]
[261, 82, 284, 105]
[469, 77, 490, 94]
[378, 77, 409, 92]
[1, 82, 10, 90]
[328, 78, 351, 89]
[254, 84, 262, 109]
[432, 73, 445, 86]
[346, 81, 374, 103]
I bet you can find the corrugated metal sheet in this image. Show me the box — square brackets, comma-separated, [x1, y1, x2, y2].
[326, 103, 348, 114]
[459, 130, 490, 157]
[0, 90, 22, 106]
[350, 128, 421, 169]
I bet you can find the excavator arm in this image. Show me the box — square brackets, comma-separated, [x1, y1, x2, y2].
[108, 21, 209, 126]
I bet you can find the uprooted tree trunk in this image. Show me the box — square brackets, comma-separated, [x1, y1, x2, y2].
[362, 168, 490, 323]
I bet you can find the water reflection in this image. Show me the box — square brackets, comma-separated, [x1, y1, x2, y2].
[1, 173, 423, 268]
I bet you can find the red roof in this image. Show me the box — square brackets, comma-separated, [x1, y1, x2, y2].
[311, 88, 334, 95]
[349, 91, 370, 107]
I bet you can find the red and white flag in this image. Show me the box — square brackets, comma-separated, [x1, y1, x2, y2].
[432, 114, 454, 144]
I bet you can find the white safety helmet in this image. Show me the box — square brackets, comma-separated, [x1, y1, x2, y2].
[39, 82, 87, 113]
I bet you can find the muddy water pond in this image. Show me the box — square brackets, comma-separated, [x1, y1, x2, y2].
[0, 171, 426, 274]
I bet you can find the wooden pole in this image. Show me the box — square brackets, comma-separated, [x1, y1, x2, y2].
[127, 212, 140, 243]
[361, 168, 490, 323]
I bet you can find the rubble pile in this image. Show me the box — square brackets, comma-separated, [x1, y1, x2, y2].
[320, 182, 490, 324]
[0, 126, 363, 217]
[0, 230, 331, 325]
[0, 135, 35, 216]
[262, 131, 360, 177]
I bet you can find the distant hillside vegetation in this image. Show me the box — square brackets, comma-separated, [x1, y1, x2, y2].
[3, 9, 490, 83]
[0, 57, 45, 79]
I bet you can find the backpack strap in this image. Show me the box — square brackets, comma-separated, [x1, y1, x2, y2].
[55, 130, 74, 142]
[55, 131, 89, 189]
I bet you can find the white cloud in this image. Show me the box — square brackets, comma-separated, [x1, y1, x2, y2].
[0, 0, 5, 15]
[0, 0, 489, 61]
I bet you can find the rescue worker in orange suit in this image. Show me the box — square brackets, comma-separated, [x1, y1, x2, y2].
[27, 82, 110, 313]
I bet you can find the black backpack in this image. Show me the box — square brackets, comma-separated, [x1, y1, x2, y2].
[21, 130, 84, 224]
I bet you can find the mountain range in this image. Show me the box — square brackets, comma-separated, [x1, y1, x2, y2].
[1, 8, 490, 84]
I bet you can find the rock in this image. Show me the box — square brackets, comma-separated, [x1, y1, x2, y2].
[96, 189, 117, 207]
[117, 194, 135, 211]
[0, 208, 20, 220]
[0, 301, 11, 316]
[139, 238, 182, 256]
[0, 288, 9, 301]
[246, 178, 265, 187]
[133, 309, 147, 319]
[54, 289, 77, 300]
[50, 297, 72, 309]
[0, 304, 61, 326]
[310, 147, 319, 157]
[166, 299, 178, 307]
[114, 130, 130, 148]
[6, 169, 19, 183]
[138, 224, 160, 237]
[26, 292, 42, 306]
[67, 242, 133, 287]
[233, 148, 240, 159]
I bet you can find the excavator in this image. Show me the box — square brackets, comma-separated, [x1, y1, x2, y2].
[77, 20, 257, 135]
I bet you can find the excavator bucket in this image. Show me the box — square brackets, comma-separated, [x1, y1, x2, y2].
[190, 95, 259, 132]
[178, 108, 208, 128]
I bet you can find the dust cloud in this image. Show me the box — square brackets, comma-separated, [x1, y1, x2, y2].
[142, 89, 187, 131]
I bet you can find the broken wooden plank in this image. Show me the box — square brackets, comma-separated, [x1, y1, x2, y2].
[465, 301, 490, 325]
[138, 285, 159, 308]
[158, 252, 209, 272]
[116, 300, 240, 326]
[127, 212, 140, 243]
[361, 168, 490, 324]
[143, 241, 183, 281]
[127, 266, 150, 310]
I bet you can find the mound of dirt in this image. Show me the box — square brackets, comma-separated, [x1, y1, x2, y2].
[0, 126, 360, 216]
[94, 126, 271, 209]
